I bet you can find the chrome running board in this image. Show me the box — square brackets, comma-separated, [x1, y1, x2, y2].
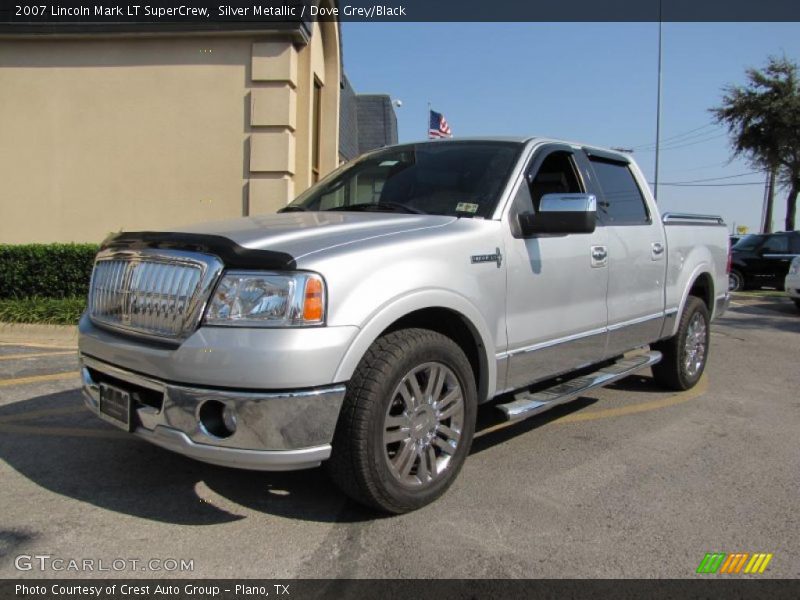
[495, 351, 662, 422]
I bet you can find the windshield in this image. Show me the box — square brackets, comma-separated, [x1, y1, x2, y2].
[285, 141, 522, 218]
[733, 234, 765, 251]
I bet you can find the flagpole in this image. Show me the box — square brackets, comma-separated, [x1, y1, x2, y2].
[427, 102, 431, 139]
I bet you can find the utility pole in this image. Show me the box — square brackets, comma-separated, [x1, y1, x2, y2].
[653, 1, 663, 202]
[762, 168, 776, 233]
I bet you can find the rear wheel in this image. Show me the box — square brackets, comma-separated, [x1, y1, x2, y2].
[728, 269, 745, 292]
[327, 328, 477, 514]
[651, 297, 710, 391]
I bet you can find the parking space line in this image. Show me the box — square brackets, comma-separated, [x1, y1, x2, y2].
[1, 375, 708, 442]
[0, 341, 78, 350]
[552, 376, 708, 424]
[477, 376, 708, 437]
[0, 371, 78, 387]
[0, 422, 126, 439]
[0, 406, 85, 424]
[0, 350, 76, 361]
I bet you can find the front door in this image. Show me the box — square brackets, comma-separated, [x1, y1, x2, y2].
[502, 145, 609, 392]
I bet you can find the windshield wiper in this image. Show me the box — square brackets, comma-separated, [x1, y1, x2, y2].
[277, 205, 308, 213]
[326, 202, 426, 215]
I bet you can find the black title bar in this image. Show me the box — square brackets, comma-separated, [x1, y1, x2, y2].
[1, 0, 799, 27]
[5, 579, 800, 600]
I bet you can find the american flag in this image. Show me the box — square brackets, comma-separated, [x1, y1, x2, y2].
[428, 110, 452, 139]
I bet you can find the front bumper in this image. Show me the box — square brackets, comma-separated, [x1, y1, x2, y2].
[80, 355, 346, 471]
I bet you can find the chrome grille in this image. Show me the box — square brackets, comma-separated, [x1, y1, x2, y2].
[89, 249, 223, 340]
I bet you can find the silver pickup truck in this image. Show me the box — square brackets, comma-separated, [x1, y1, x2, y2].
[79, 137, 730, 513]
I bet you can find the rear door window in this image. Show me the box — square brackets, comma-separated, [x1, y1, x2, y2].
[588, 158, 650, 225]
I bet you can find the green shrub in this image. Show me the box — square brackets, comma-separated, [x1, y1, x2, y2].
[0, 243, 99, 299]
[0, 296, 86, 325]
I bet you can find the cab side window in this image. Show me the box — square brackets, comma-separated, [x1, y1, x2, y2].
[528, 151, 583, 211]
[589, 157, 650, 225]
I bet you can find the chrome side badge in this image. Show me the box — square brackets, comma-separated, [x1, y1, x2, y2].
[471, 248, 503, 268]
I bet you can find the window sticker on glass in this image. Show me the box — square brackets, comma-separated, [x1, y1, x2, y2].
[456, 202, 479, 214]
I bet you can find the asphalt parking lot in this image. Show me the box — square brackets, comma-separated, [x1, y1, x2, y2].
[1, 294, 798, 579]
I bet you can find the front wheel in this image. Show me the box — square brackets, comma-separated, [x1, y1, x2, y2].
[651, 297, 710, 391]
[326, 328, 477, 514]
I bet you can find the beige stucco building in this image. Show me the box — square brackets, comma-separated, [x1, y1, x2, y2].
[0, 12, 346, 243]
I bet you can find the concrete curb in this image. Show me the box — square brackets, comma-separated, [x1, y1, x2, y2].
[0, 322, 78, 348]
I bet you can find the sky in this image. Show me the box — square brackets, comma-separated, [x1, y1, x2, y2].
[341, 22, 800, 233]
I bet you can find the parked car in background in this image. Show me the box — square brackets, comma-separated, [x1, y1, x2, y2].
[729, 234, 743, 247]
[729, 231, 800, 292]
[786, 256, 800, 311]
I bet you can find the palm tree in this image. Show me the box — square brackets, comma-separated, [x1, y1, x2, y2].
[711, 56, 800, 232]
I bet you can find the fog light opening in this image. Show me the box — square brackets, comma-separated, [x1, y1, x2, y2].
[198, 400, 237, 439]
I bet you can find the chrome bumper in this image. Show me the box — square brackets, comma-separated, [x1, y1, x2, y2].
[80, 355, 346, 471]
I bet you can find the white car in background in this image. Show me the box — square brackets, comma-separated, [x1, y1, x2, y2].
[786, 256, 800, 311]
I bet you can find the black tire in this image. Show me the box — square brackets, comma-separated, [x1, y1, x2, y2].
[651, 297, 710, 391]
[728, 269, 745, 292]
[794, 299, 800, 312]
[326, 328, 477, 514]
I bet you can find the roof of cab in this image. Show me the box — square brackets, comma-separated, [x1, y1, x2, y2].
[388, 136, 632, 163]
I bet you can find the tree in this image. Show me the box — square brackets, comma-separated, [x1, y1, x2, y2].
[710, 56, 800, 232]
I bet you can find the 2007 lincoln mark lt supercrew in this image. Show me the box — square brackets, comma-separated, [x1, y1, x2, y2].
[79, 138, 730, 513]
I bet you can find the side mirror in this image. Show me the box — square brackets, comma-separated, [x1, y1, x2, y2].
[518, 193, 597, 236]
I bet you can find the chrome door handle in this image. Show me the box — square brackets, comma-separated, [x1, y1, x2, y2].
[591, 245, 608, 268]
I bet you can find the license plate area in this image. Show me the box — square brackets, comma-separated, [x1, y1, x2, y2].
[99, 382, 134, 432]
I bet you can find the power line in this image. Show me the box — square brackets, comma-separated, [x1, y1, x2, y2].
[637, 132, 728, 153]
[635, 127, 719, 150]
[660, 132, 728, 150]
[631, 123, 718, 150]
[659, 171, 760, 184]
[650, 181, 764, 187]
[664, 159, 734, 173]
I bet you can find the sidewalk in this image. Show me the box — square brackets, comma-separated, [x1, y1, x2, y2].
[0, 322, 78, 348]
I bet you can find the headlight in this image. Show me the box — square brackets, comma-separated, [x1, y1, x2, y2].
[203, 271, 325, 327]
[789, 257, 800, 276]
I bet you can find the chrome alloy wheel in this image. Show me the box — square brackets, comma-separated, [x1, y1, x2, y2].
[383, 362, 465, 487]
[683, 312, 707, 378]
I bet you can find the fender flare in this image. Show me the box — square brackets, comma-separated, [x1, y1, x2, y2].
[333, 289, 498, 400]
[667, 262, 716, 338]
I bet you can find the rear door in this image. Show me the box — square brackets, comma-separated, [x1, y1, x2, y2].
[582, 150, 667, 356]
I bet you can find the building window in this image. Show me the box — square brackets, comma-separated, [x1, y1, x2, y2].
[312, 77, 322, 183]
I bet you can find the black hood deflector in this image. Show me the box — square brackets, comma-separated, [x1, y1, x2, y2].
[102, 232, 297, 270]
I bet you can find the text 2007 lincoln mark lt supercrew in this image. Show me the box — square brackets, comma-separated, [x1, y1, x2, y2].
[79, 138, 730, 513]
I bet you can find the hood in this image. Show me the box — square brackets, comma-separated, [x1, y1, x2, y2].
[171, 212, 457, 260]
